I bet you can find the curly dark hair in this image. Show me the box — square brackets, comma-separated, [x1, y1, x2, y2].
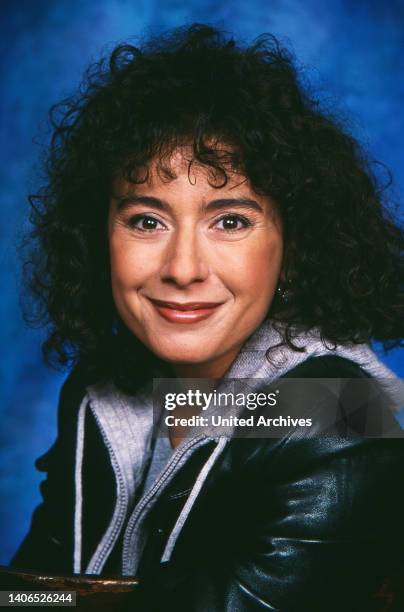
[23, 23, 404, 391]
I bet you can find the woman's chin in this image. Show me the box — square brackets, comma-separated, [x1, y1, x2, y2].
[149, 343, 218, 369]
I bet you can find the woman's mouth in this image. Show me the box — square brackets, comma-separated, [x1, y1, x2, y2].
[148, 299, 223, 324]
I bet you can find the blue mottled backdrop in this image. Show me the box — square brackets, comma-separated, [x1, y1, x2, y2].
[1, 0, 403, 565]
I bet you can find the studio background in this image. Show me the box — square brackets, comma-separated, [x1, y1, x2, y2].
[1, 0, 403, 565]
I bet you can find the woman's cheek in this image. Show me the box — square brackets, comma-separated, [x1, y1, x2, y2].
[230, 238, 282, 296]
[110, 236, 154, 289]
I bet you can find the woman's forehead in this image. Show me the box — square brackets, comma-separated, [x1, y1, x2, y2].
[110, 146, 284, 226]
[113, 144, 249, 192]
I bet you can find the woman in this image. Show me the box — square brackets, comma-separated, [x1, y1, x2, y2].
[11, 24, 404, 611]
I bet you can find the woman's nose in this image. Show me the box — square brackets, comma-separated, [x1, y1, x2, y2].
[160, 228, 209, 287]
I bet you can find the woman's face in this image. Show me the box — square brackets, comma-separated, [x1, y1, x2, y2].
[109, 149, 283, 377]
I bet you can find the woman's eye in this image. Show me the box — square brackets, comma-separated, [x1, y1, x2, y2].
[127, 215, 166, 232]
[215, 215, 251, 232]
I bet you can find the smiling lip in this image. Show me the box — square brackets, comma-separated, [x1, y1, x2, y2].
[148, 298, 223, 323]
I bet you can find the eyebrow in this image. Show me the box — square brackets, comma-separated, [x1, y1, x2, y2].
[112, 195, 264, 214]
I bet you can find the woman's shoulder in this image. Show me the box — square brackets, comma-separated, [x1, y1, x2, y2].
[230, 355, 404, 475]
[56, 363, 97, 425]
[58, 360, 114, 406]
[34, 363, 109, 472]
[283, 354, 372, 379]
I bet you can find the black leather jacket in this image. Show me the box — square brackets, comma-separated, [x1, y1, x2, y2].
[10, 355, 404, 611]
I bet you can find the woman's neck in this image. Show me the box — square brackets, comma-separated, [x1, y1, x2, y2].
[170, 346, 241, 380]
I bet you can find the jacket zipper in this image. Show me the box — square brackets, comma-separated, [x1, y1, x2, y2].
[122, 434, 216, 575]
